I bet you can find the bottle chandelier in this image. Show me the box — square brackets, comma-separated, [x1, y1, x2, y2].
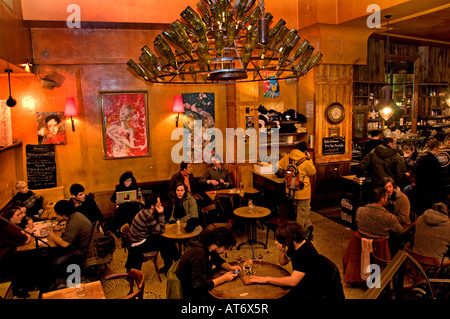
[127, 0, 323, 84]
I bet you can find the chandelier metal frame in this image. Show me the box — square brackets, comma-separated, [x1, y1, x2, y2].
[127, 0, 323, 84]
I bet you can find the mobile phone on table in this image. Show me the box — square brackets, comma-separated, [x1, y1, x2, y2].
[233, 269, 240, 274]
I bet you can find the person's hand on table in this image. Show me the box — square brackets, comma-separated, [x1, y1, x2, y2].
[47, 230, 57, 242]
[243, 275, 268, 285]
[26, 220, 35, 232]
[220, 270, 239, 282]
[208, 180, 219, 186]
[229, 265, 242, 274]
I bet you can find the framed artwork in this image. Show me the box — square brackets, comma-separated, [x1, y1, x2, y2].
[181, 92, 215, 163]
[36, 112, 67, 145]
[100, 91, 150, 159]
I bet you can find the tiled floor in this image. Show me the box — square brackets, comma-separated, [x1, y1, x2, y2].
[11, 210, 366, 299]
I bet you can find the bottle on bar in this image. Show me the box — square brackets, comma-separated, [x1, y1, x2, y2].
[235, 0, 248, 26]
[181, 6, 207, 34]
[260, 19, 286, 59]
[226, 22, 238, 47]
[141, 45, 163, 72]
[127, 59, 151, 81]
[210, 5, 223, 29]
[196, 41, 211, 69]
[153, 34, 178, 71]
[289, 39, 309, 64]
[243, 5, 263, 30]
[215, 30, 224, 56]
[294, 44, 314, 73]
[300, 52, 323, 75]
[271, 25, 289, 52]
[197, 1, 213, 29]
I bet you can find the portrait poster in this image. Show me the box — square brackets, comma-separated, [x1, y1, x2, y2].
[36, 112, 67, 145]
[262, 71, 280, 98]
[181, 92, 215, 163]
[100, 91, 149, 159]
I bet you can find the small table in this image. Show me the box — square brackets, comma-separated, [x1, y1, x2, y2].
[205, 187, 259, 201]
[234, 206, 271, 258]
[209, 261, 291, 299]
[162, 222, 203, 251]
[17, 220, 62, 252]
[42, 280, 106, 299]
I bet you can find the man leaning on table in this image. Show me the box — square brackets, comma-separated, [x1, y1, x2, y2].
[47, 200, 93, 284]
[245, 221, 345, 300]
[199, 155, 234, 191]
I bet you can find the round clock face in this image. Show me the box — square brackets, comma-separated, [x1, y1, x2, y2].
[326, 102, 345, 124]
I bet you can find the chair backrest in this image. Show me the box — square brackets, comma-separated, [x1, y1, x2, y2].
[120, 223, 132, 250]
[124, 268, 145, 299]
[201, 204, 217, 227]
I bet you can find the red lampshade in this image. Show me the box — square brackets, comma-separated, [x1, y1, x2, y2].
[64, 97, 78, 116]
[172, 95, 184, 113]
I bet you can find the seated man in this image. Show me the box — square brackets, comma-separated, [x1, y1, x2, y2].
[126, 194, 179, 274]
[382, 177, 411, 225]
[168, 161, 203, 202]
[356, 187, 405, 239]
[47, 200, 93, 280]
[68, 183, 104, 224]
[199, 156, 234, 191]
[175, 227, 240, 300]
[246, 221, 344, 299]
[414, 202, 450, 262]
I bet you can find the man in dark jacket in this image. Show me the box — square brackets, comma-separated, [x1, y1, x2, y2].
[359, 137, 406, 188]
[362, 130, 383, 158]
[413, 139, 446, 215]
[175, 227, 240, 300]
[169, 162, 202, 202]
[68, 183, 104, 224]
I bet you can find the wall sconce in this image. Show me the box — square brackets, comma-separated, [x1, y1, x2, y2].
[64, 97, 78, 131]
[172, 95, 184, 127]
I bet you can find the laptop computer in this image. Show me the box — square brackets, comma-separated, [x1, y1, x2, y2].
[116, 190, 137, 204]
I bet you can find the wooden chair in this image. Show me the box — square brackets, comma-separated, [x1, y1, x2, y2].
[105, 268, 145, 299]
[120, 224, 161, 282]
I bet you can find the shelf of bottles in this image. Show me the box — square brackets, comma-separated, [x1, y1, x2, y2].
[127, 0, 322, 84]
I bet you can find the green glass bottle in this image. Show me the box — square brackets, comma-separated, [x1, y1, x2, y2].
[153, 34, 178, 71]
[173, 19, 196, 38]
[139, 54, 161, 77]
[300, 52, 323, 75]
[244, 5, 263, 30]
[277, 31, 300, 71]
[242, 43, 254, 69]
[197, 1, 212, 29]
[235, 0, 248, 26]
[181, 6, 207, 34]
[196, 41, 211, 69]
[127, 59, 150, 81]
[226, 22, 238, 47]
[260, 19, 286, 59]
[141, 45, 163, 71]
[164, 27, 194, 61]
[294, 44, 314, 73]
[215, 30, 225, 56]
[210, 5, 223, 29]
[290, 39, 309, 64]
[194, 25, 209, 45]
[189, 65, 197, 82]
[271, 25, 289, 52]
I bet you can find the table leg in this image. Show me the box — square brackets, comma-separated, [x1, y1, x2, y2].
[236, 220, 267, 253]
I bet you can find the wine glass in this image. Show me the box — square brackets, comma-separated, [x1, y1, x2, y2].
[257, 253, 264, 268]
[248, 199, 255, 214]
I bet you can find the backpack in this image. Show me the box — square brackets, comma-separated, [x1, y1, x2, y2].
[285, 157, 307, 198]
[85, 221, 116, 268]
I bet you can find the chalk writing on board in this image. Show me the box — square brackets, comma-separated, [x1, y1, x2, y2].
[26, 144, 57, 189]
[322, 136, 345, 155]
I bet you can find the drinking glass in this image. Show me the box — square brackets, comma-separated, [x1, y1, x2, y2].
[248, 199, 255, 214]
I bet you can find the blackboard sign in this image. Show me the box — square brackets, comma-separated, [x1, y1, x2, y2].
[26, 144, 57, 189]
[322, 136, 345, 155]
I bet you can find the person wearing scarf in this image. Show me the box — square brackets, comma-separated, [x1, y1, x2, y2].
[383, 177, 411, 225]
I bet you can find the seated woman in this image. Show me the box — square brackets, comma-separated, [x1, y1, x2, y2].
[0, 205, 33, 297]
[111, 171, 141, 229]
[169, 182, 198, 224]
[245, 221, 345, 300]
[12, 201, 34, 230]
[12, 181, 44, 218]
[382, 176, 411, 225]
[414, 202, 450, 263]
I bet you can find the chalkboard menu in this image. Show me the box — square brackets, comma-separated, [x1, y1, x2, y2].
[26, 144, 57, 189]
[322, 136, 345, 155]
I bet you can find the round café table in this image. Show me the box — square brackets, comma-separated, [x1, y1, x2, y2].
[209, 260, 291, 299]
[234, 206, 271, 259]
[161, 222, 203, 252]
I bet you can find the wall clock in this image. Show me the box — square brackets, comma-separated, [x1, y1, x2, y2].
[326, 102, 345, 124]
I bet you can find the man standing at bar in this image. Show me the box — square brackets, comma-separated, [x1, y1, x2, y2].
[278, 141, 316, 240]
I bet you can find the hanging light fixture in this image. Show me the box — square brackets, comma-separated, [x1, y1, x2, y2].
[5, 69, 17, 107]
[127, 0, 322, 84]
[379, 15, 395, 121]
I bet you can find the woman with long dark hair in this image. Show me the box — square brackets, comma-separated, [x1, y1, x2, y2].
[169, 182, 198, 224]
